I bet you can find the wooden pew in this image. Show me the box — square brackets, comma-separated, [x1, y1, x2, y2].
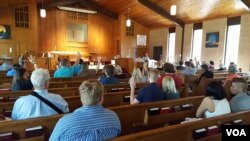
[109, 96, 203, 135]
[0, 90, 139, 115]
[0, 87, 79, 102]
[113, 110, 250, 141]
[0, 96, 204, 140]
[192, 77, 226, 96]
[0, 114, 62, 140]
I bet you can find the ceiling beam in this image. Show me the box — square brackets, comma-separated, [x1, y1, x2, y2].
[240, 0, 250, 11]
[43, 0, 81, 9]
[40, 0, 118, 20]
[138, 0, 184, 27]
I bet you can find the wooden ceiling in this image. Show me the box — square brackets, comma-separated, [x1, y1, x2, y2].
[1, 0, 249, 28]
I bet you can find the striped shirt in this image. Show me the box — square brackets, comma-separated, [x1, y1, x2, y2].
[49, 105, 121, 141]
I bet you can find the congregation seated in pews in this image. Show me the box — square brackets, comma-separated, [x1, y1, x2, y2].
[1, 58, 250, 141]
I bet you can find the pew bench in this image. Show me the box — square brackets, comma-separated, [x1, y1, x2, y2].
[113, 110, 250, 141]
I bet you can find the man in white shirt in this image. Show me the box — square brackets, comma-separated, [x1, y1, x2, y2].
[11, 68, 69, 120]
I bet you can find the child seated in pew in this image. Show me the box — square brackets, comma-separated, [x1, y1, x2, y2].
[162, 76, 180, 100]
[130, 69, 163, 104]
[99, 64, 119, 85]
[230, 78, 250, 112]
[196, 81, 231, 118]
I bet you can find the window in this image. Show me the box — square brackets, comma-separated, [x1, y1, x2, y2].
[66, 5, 88, 21]
[224, 17, 241, 67]
[14, 6, 29, 28]
[191, 23, 203, 62]
[168, 27, 176, 63]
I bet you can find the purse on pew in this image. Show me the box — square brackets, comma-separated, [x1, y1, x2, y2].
[30, 91, 63, 114]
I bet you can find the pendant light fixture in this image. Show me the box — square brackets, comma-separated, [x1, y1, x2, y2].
[40, 0, 46, 18]
[170, 5, 176, 16]
[126, 8, 131, 27]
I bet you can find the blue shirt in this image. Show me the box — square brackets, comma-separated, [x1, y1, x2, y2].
[72, 65, 82, 75]
[54, 66, 74, 78]
[136, 83, 164, 103]
[230, 92, 250, 112]
[99, 76, 118, 85]
[6, 69, 16, 76]
[0, 63, 12, 71]
[49, 105, 121, 141]
[11, 89, 69, 120]
[182, 67, 196, 75]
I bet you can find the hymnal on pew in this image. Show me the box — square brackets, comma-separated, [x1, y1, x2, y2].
[206, 125, 220, 137]
[25, 126, 44, 138]
[147, 108, 160, 116]
[160, 107, 173, 114]
[0, 132, 14, 141]
[193, 128, 207, 140]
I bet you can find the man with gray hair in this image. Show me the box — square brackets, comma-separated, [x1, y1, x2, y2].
[49, 79, 121, 141]
[11, 68, 69, 120]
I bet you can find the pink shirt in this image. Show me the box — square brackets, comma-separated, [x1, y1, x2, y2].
[224, 73, 239, 86]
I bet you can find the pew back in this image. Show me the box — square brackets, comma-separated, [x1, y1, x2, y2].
[113, 110, 250, 141]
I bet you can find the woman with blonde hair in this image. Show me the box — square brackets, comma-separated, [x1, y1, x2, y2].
[162, 76, 180, 100]
[129, 67, 144, 84]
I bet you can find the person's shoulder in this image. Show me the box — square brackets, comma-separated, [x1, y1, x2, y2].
[14, 95, 36, 104]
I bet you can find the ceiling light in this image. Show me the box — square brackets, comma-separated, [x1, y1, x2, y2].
[40, 0, 46, 18]
[126, 8, 131, 27]
[170, 5, 177, 16]
[57, 6, 97, 14]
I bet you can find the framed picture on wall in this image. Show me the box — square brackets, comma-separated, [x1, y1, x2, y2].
[67, 23, 88, 43]
[0, 25, 11, 39]
[206, 32, 219, 48]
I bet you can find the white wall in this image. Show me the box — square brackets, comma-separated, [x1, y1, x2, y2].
[149, 13, 250, 71]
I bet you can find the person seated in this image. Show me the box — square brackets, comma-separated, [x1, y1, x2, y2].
[130, 69, 164, 104]
[196, 81, 231, 118]
[11, 55, 38, 91]
[176, 61, 185, 70]
[230, 78, 250, 112]
[218, 60, 226, 70]
[223, 64, 239, 86]
[182, 61, 197, 75]
[129, 67, 144, 84]
[0, 59, 12, 71]
[112, 59, 123, 76]
[78, 62, 96, 77]
[99, 64, 118, 85]
[208, 61, 215, 70]
[54, 52, 81, 78]
[7, 64, 21, 77]
[142, 61, 149, 82]
[162, 76, 180, 100]
[49, 79, 121, 141]
[196, 64, 214, 85]
[6, 55, 26, 77]
[157, 62, 183, 89]
[11, 68, 69, 120]
[72, 59, 83, 75]
[11, 67, 33, 91]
